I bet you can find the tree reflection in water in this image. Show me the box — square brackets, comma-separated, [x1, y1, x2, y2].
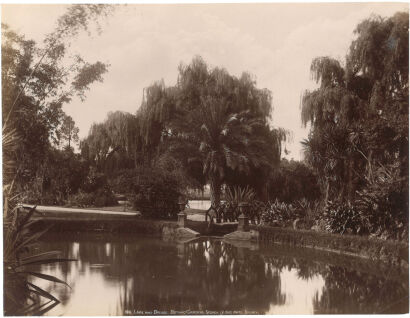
[261, 246, 408, 314]
[117, 238, 286, 313]
[313, 266, 409, 314]
[30, 233, 408, 315]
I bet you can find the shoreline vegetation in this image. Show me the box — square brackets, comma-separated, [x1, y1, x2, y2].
[26, 204, 408, 269]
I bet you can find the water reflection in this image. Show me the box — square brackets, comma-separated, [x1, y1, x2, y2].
[29, 233, 408, 315]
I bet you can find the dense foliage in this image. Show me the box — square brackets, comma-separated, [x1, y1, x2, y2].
[2, 5, 112, 202]
[355, 165, 408, 240]
[4, 206, 76, 315]
[3, 8, 407, 243]
[111, 167, 182, 219]
[315, 162, 409, 240]
[3, 5, 115, 315]
[260, 199, 315, 228]
[211, 186, 259, 223]
[322, 201, 363, 235]
[82, 57, 288, 205]
[22, 148, 89, 205]
[267, 159, 321, 203]
[66, 169, 118, 207]
[301, 12, 408, 239]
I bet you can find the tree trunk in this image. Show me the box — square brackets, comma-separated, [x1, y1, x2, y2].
[210, 175, 221, 207]
[347, 157, 354, 203]
[68, 122, 72, 148]
[367, 150, 373, 180]
[323, 177, 329, 204]
[261, 181, 268, 202]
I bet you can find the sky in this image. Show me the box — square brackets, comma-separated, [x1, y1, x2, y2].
[2, 2, 408, 160]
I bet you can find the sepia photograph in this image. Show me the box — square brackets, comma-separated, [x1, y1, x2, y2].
[2, 1, 409, 316]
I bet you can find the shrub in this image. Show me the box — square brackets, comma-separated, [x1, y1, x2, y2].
[66, 168, 118, 208]
[35, 148, 89, 204]
[22, 185, 65, 206]
[322, 201, 363, 235]
[267, 159, 321, 203]
[317, 166, 408, 240]
[93, 187, 118, 207]
[108, 169, 135, 194]
[256, 199, 318, 229]
[311, 165, 408, 241]
[355, 164, 408, 241]
[121, 167, 182, 219]
[66, 187, 117, 208]
[82, 169, 109, 193]
[261, 200, 297, 227]
[293, 198, 310, 219]
[222, 186, 259, 222]
[225, 186, 256, 206]
[219, 186, 274, 224]
[66, 191, 95, 207]
[248, 200, 266, 224]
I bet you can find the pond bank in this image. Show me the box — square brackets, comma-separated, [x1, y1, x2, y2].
[31, 216, 177, 236]
[30, 217, 238, 238]
[25, 204, 237, 236]
[251, 225, 409, 268]
[25, 205, 408, 268]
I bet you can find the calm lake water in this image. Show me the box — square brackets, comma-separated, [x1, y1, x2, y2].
[29, 233, 408, 315]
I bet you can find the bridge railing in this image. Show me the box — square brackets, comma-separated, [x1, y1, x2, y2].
[205, 201, 266, 225]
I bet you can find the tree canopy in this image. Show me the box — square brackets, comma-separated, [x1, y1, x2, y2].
[301, 12, 408, 237]
[82, 56, 288, 203]
[301, 12, 408, 202]
[2, 4, 113, 195]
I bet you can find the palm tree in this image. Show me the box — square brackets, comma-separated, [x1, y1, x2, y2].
[198, 95, 276, 206]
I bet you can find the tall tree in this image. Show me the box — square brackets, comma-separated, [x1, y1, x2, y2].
[82, 57, 288, 204]
[159, 57, 286, 205]
[81, 111, 139, 172]
[2, 4, 113, 195]
[301, 12, 408, 206]
[58, 114, 79, 149]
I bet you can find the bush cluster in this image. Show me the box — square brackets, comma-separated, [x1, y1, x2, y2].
[111, 167, 182, 219]
[260, 199, 312, 227]
[82, 170, 110, 193]
[355, 165, 408, 241]
[261, 200, 296, 226]
[67, 187, 117, 208]
[22, 188, 66, 206]
[322, 201, 363, 235]
[321, 165, 408, 241]
[66, 169, 117, 208]
[267, 159, 321, 203]
[22, 148, 89, 206]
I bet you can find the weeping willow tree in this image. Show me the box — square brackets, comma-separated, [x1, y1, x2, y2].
[81, 82, 176, 172]
[82, 56, 288, 203]
[81, 111, 140, 172]
[137, 80, 179, 165]
[163, 57, 287, 205]
[301, 57, 364, 203]
[301, 12, 408, 207]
